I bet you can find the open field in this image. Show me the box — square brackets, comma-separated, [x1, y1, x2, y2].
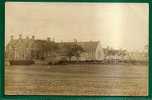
[5, 64, 148, 96]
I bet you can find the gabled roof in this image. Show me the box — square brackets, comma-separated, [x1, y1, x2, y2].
[77, 41, 100, 52]
[54, 41, 100, 56]
[6, 39, 33, 48]
[6, 39, 100, 56]
[57, 41, 100, 52]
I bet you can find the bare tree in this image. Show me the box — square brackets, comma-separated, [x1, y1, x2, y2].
[65, 44, 84, 62]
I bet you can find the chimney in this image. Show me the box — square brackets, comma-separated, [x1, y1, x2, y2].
[10, 35, 14, 41]
[47, 37, 50, 42]
[32, 35, 35, 40]
[19, 34, 22, 39]
[74, 38, 77, 43]
[53, 37, 55, 42]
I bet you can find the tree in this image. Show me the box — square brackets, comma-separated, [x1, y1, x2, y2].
[103, 47, 114, 59]
[65, 44, 84, 61]
[73, 44, 84, 61]
[65, 45, 74, 61]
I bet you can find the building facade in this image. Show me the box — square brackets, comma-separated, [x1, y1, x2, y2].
[5, 35, 105, 63]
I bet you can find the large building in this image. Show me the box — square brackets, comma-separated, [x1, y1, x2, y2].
[5, 35, 105, 64]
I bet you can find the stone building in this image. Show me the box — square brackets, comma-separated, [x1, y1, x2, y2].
[5, 35, 34, 61]
[5, 35, 56, 61]
[5, 35, 105, 63]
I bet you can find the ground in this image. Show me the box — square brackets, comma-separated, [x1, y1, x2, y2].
[5, 64, 148, 96]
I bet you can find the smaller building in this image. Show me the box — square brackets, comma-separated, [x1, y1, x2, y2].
[126, 51, 148, 62]
[57, 41, 104, 61]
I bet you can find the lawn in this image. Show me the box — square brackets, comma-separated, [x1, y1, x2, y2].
[5, 64, 148, 96]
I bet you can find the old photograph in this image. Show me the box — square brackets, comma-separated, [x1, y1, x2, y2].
[5, 2, 148, 96]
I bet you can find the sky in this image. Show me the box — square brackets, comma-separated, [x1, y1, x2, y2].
[5, 2, 149, 51]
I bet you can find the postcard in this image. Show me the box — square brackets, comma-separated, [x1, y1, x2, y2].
[5, 2, 148, 96]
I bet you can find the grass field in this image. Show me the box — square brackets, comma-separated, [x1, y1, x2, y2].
[5, 64, 148, 96]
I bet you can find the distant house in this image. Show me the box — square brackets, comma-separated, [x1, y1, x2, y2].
[103, 47, 148, 62]
[103, 48, 127, 61]
[126, 51, 148, 61]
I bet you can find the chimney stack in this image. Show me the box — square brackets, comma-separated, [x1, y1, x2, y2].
[19, 34, 22, 39]
[74, 38, 77, 43]
[47, 37, 50, 42]
[10, 35, 14, 41]
[32, 35, 35, 40]
[53, 37, 55, 42]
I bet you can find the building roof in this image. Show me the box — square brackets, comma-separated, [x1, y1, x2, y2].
[6, 38, 101, 57]
[57, 41, 100, 52]
[6, 39, 34, 49]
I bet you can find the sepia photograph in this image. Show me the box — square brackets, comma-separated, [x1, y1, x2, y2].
[5, 2, 148, 96]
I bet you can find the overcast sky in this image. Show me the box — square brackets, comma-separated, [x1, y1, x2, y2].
[5, 2, 148, 51]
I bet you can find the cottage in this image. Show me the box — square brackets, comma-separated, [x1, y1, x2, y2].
[57, 41, 104, 61]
